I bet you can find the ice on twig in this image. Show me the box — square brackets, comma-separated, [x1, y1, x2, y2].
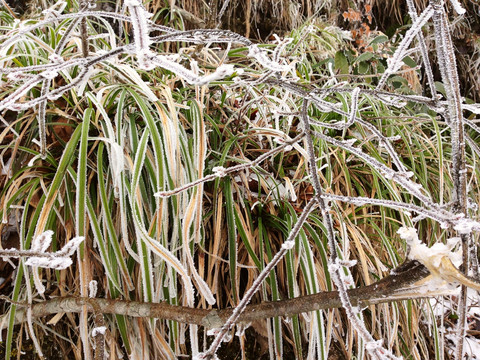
[206, 328, 232, 342]
[92, 326, 107, 337]
[40, 70, 58, 80]
[463, 104, 480, 114]
[25, 256, 73, 269]
[274, 137, 293, 151]
[453, 218, 480, 234]
[281, 240, 295, 250]
[377, 4, 434, 89]
[365, 339, 386, 352]
[193, 354, 219, 360]
[337, 259, 357, 268]
[127, 0, 154, 70]
[397, 226, 419, 243]
[31, 230, 54, 253]
[193, 64, 235, 85]
[55, 236, 85, 257]
[22, 235, 84, 270]
[248, 45, 292, 72]
[212, 166, 227, 178]
[48, 53, 64, 63]
[89, 280, 98, 298]
[148, 55, 235, 85]
[449, 0, 466, 15]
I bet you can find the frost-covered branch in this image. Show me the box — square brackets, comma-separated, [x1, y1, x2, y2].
[300, 100, 400, 360]
[430, 1, 470, 358]
[0, 231, 84, 270]
[2, 0, 479, 358]
[155, 132, 305, 198]
[376, 4, 434, 90]
[180, 197, 318, 359]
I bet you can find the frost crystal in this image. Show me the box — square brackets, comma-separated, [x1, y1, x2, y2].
[397, 226, 419, 243]
[56, 236, 85, 257]
[337, 259, 357, 268]
[365, 339, 385, 351]
[454, 218, 480, 234]
[193, 354, 219, 360]
[40, 70, 58, 80]
[212, 166, 227, 177]
[247, 45, 291, 72]
[281, 240, 295, 250]
[206, 328, 232, 342]
[25, 256, 73, 269]
[92, 326, 107, 337]
[377, 4, 434, 89]
[89, 280, 98, 298]
[31, 230, 54, 253]
[449, 0, 466, 15]
[48, 53, 64, 63]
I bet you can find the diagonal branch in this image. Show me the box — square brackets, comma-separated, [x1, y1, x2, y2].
[1, 261, 436, 328]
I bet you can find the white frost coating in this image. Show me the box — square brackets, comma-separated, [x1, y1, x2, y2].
[348, 87, 360, 126]
[56, 236, 85, 257]
[397, 226, 418, 243]
[89, 280, 98, 298]
[212, 166, 227, 177]
[342, 138, 357, 147]
[31, 230, 54, 253]
[235, 323, 251, 337]
[365, 339, 386, 352]
[272, 37, 293, 62]
[192, 354, 219, 360]
[449, 0, 466, 15]
[337, 259, 357, 268]
[327, 262, 340, 273]
[76, 67, 95, 97]
[110, 141, 125, 195]
[247, 45, 292, 72]
[387, 135, 402, 141]
[137, 49, 156, 70]
[283, 177, 297, 201]
[25, 256, 73, 269]
[92, 326, 107, 337]
[453, 218, 480, 234]
[401, 171, 414, 179]
[124, 0, 142, 6]
[463, 104, 480, 114]
[398, 226, 462, 268]
[149, 55, 235, 85]
[48, 53, 64, 63]
[128, 0, 153, 70]
[206, 328, 216, 336]
[206, 328, 232, 342]
[193, 64, 235, 85]
[375, 2, 433, 91]
[40, 70, 58, 80]
[281, 240, 295, 250]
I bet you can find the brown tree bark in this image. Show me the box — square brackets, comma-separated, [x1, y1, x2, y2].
[2, 261, 440, 329]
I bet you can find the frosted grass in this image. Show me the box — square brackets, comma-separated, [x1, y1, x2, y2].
[0, 0, 479, 359]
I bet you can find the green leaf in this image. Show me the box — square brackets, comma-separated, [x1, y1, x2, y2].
[402, 55, 417, 68]
[369, 34, 389, 45]
[334, 50, 349, 78]
[354, 52, 375, 64]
